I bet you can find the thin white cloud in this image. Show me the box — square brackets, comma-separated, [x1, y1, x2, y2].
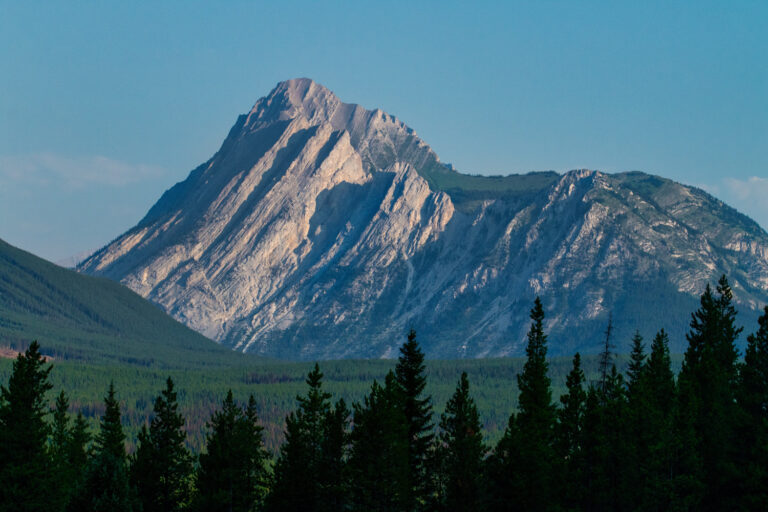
[0, 153, 166, 188]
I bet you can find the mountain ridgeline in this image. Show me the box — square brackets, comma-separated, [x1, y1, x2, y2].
[79, 78, 768, 359]
[0, 237, 238, 367]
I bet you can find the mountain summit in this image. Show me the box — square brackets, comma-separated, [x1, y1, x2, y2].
[79, 79, 768, 359]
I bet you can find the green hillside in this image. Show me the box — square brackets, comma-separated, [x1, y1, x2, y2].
[0, 238, 245, 368]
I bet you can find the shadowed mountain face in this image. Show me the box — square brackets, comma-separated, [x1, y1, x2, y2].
[79, 78, 768, 359]
[0, 238, 239, 367]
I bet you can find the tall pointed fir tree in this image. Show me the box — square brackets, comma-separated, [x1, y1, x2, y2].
[318, 398, 350, 512]
[267, 363, 332, 512]
[348, 371, 410, 512]
[488, 297, 556, 511]
[554, 352, 587, 509]
[195, 391, 269, 512]
[65, 411, 91, 512]
[623, 332, 647, 509]
[638, 329, 677, 510]
[394, 329, 434, 511]
[435, 371, 485, 512]
[736, 306, 768, 509]
[676, 276, 742, 511]
[72, 382, 135, 512]
[131, 377, 193, 512]
[50, 391, 76, 512]
[0, 341, 53, 512]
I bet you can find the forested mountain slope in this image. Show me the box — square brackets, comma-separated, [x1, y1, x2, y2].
[0, 237, 239, 367]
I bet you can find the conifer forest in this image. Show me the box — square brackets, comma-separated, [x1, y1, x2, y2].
[1, 275, 767, 512]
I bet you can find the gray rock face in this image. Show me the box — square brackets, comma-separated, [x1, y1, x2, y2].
[79, 79, 768, 359]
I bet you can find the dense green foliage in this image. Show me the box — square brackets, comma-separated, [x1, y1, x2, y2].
[1, 275, 766, 511]
[0, 237, 247, 367]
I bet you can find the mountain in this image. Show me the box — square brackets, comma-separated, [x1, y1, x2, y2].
[79, 78, 768, 359]
[0, 237, 241, 367]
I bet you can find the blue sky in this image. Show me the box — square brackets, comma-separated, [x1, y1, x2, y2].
[1, 1, 767, 261]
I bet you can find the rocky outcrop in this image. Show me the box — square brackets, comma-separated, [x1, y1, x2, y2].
[79, 79, 768, 359]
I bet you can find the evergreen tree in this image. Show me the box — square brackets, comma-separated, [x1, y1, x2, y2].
[50, 391, 74, 512]
[555, 353, 587, 509]
[512, 297, 556, 511]
[348, 372, 410, 512]
[487, 298, 556, 511]
[623, 332, 646, 509]
[267, 363, 332, 512]
[736, 306, 768, 509]
[638, 329, 677, 511]
[65, 412, 91, 512]
[0, 341, 53, 512]
[394, 329, 434, 510]
[597, 313, 615, 395]
[626, 331, 647, 391]
[73, 382, 135, 512]
[676, 276, 742, 511]
[196, 391, 269, 512]
[435, 372, 485, 512]
[131, 377, 193, 512]
[318, 399, 350, 512]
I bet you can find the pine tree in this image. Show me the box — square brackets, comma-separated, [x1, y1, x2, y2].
[638, 329, 677, 510]
[318, 398, 350, 512]
[73, 382, 135, 512]
[513, 297, 556, 511]
[50, 391, 74, 512]
[0, 341, 53, 512]
[488, 298, 556, 511]
[65, 412, 91, 512]
[267, 363, 332, 512]
[196, 391, 269, 512]
[435, 372, 485, 512]
[626, 331, 646, 391]
[623, 332, 647, 509]
[555, 353, 587, 509]
[676, 276, 742, 511]
[394, 329, 434, 510]
[131, 377, 193, 512]
[348, 372, 410, 512]
[736, 306, 768, 509]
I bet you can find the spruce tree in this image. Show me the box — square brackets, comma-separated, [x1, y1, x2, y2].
[50, 391, 74, 512]
[488, 298, 556, 511]
[0, 341, 53, 512]
[435, 372, 485, 512]
[626, 331, 647, 390]
[638, 329, 677, 510]
[623, 332, 647, 509]
[196, 391, 269, 512]
[267, 363, 332, 512]
[555, 353, 587, 509]
[677, 276, 742, 511]
[73, 382, 135, 512]
[736, 306, 768, 509]
[347, 372, 410, 512]
[512, 297, 556, 511]
[394, 329, 434, 510]
[65, 412, 91, 512]
[318, 399, 350, 512]
[131, 377, 193, 512]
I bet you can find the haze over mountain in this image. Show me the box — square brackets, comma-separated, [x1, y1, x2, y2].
[79, 78, 768, 359]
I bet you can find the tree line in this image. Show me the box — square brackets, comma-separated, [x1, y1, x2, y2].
[0, 275, 766, 511]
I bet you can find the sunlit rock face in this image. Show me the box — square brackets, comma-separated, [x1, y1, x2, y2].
[80, 79, 768, 359]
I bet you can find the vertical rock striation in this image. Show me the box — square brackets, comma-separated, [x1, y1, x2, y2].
[80, 79, 768, 359]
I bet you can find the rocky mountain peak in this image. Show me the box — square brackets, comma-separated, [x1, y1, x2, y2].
[79, 79, 768, 359]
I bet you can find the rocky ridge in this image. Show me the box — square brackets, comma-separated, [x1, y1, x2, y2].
[79, 79, 768, 359]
